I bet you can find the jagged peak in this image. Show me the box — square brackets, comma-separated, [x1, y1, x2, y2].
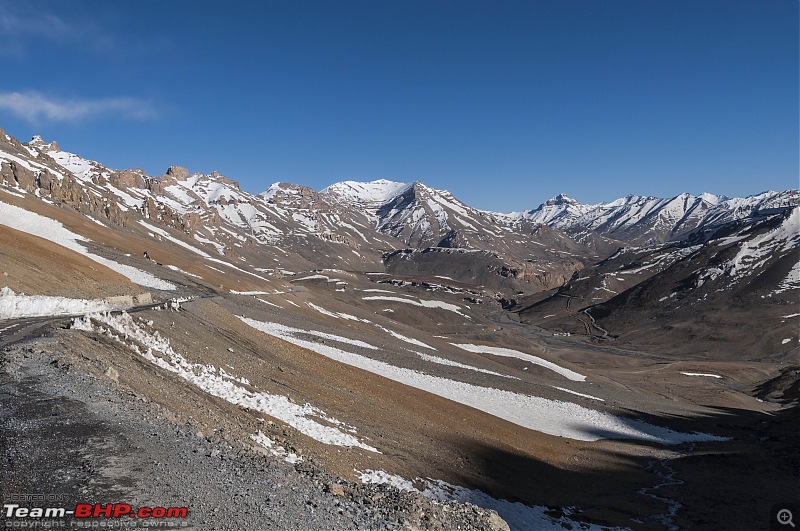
[531, 194, 582, 212]
[544, 193, 580, 206]
[27, 135, 60, 152]
[165, 165, 190, 180]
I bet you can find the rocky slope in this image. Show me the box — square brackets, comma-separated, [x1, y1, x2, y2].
[516, 206, 799, 358]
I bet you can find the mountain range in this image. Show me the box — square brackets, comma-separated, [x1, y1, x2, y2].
[1, 126, 798, 530]
[4, 130, 797, 296]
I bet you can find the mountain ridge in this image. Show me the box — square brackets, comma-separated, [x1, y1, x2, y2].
[2, 128, 797, 300]
[17, 131, 797, 250]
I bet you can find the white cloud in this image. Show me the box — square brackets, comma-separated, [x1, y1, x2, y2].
[0, 91, 157, 124]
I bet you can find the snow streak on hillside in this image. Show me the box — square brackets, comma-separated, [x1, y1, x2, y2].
[72, 311, 379, 452]
[0, 200, 175, 290]
[238, 316, 727, 444]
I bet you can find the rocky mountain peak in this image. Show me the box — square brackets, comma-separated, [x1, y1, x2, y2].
[28, 135, 60, 152]
[165, 165, 190, 180]
[542, 193, 580, 207]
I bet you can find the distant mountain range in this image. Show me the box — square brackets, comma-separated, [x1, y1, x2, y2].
[1, 128, 797, 305]
[512, 189, 799, 246]
[15, 132, 797, 252]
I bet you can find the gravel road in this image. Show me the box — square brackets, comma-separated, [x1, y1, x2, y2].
[0, 330, 509, 530]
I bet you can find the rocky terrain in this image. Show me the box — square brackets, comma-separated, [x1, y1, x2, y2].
[0, 127, 798, 530]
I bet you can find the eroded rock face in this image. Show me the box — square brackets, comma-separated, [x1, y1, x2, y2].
[11, 161, 37, 193]
[110, 169, 147, 189]
[166, 165, 190, 181]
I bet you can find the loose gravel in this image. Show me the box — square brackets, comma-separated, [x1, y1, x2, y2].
[1, 333, 508, 530]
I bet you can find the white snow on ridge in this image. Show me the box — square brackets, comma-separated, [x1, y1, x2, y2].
[73, 312, 378, 452]
[727, 207, 800, 280]
[0, 200, 175, 290]
[680, 372, 722, 379]
[0, 287, 114, 319]
[239, 316, 726, 444]
[321, 179, 412, 206]
[511, 190, 797, 243]
[451, 343, 586, 382]
[47, 149, 97, 181]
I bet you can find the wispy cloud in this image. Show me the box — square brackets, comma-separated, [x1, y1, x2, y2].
[0, 2, 86, 56]
[0, 1, 151, 58]
[0, 7, 72, 38]
[0, 91, 157, 124]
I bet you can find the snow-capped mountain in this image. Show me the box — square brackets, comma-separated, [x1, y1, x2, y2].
[516, 205, 799, 356]
[323, 179, 500, 246]
[516, 190, 799, 246]
[509, 193, 594, 227]
[1, 127, 797, 300]
[0, 131, 591, 292]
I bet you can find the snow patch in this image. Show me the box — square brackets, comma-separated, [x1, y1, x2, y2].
[358, 470, 620, 531]
[378, 326, 436, 350]
[552, 386, 604, 402]
[362, 295, 468, 318]
[306, 302, 370, 322]
[251, 431, 303, 464]
[450, 343, 586, 382]
[415, 352, 519, 379]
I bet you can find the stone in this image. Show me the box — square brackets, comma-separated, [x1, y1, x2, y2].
[104, 366, 120, 383]
[325, 483, 345, 496]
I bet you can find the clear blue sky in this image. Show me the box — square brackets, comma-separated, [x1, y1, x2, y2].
[0, 0, 796, 212]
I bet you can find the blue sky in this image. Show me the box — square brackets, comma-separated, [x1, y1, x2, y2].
[0, 1, 796, 212]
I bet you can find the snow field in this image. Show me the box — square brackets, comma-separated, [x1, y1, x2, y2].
[362, 295, 469, 317]
[239, 316, 727, 444]
[680, 372, 722, 379]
